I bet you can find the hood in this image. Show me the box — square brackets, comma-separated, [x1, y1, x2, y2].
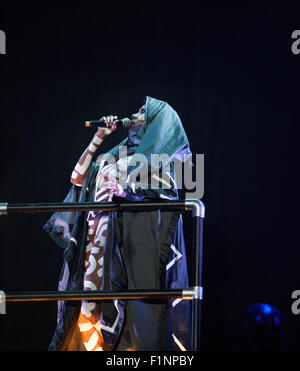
[96, 96, 192, 178]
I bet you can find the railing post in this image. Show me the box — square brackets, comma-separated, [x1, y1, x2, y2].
[185, 199, 205, 351]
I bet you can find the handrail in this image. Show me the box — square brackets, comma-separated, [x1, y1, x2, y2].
[5, 288, 197, 302]
[0, 198, 205, 216]
[0, 198, 204, 351]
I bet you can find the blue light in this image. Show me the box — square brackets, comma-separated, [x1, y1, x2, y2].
[261, 304, 272, 314]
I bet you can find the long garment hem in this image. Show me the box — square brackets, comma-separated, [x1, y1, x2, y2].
[43, 162, 191, 351]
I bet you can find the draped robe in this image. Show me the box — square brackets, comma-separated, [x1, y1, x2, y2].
[43, 96, 193, 351]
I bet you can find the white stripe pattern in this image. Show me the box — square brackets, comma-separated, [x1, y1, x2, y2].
[99, 300, 120, 334]
[172, 298, 183, 307]
[92, 136, 103, 145]
[78, 322, 93, 332]
[70, 237, 78, 246]
[84, 331, 99, 351]
[75, 154, 93, 175]
[172, 334, 187, 351]
[88, 142, 98, 153]
[166, 244, 182, 271]
[85, 256, 97, 275]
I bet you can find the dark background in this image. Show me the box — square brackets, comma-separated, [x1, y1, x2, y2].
[0, 0, 299, 351]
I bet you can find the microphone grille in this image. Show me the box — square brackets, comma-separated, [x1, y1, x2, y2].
[122, 118, 133, 128]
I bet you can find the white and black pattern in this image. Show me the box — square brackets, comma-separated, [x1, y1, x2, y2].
[77, 158, 129, 351]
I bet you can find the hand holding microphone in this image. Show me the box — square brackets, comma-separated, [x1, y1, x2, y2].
[85, 115, 133, 139]
[86, 115, 132, 128]
[93, 115, 119, 139]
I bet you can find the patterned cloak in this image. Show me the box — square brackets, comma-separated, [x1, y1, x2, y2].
[43, 96, 192, 351]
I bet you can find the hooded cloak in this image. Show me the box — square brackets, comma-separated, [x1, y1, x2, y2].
[43, 96, 192, 351]
[97, 96, 192, 196]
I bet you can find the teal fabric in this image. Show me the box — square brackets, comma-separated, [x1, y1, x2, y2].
[97, 96, 192, 180]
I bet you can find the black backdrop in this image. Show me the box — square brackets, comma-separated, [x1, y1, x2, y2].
[0, 1, 300, 351]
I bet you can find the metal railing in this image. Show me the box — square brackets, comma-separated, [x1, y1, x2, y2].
[0, 198, 205, 351]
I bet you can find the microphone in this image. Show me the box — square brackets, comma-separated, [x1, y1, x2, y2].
[85, 117, 133, 128]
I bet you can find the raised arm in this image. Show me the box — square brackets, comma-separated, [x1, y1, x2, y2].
[70, 116, 118, 187]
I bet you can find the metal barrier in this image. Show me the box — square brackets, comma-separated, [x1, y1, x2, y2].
[0, 198, 205, 351]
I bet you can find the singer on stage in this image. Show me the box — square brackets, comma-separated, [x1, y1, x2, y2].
[44, 96, 192, 351]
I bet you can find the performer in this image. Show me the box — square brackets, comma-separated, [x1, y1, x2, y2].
[44, 96, 192, 351]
